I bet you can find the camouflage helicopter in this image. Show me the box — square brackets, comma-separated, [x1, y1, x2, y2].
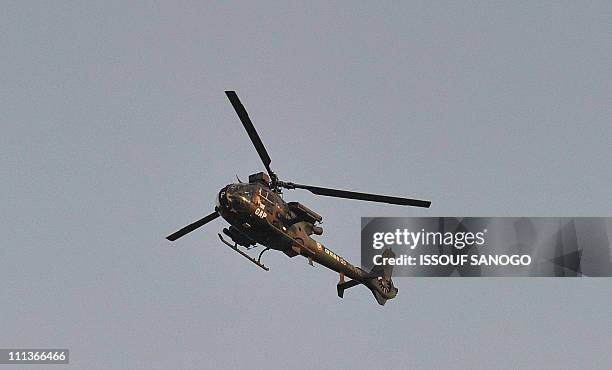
[166, 91, 431, 305]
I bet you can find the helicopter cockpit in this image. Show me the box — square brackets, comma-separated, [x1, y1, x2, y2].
[217, 184, 254, 210]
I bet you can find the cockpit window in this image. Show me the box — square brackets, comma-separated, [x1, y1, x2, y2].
[266, 190, 281, 205]
[258, 187, 274, 204]
[258, 187, 286, 210]
[227, 184, 253, 200]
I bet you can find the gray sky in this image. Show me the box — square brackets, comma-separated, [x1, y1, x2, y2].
[2, 1, 611, 369]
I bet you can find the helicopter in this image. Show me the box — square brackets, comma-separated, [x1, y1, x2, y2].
[166, 91, 431, 305]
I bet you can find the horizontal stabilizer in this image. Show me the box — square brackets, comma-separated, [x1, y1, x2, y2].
[337, 279, 360, 298]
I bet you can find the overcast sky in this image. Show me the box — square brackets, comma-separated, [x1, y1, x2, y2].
[2, 1, 611, 369]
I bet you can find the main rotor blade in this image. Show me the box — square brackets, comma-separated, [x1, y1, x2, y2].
[285, 183, 431, 208]
[225, 91, 274, 177]
[166, 211, 220, 241]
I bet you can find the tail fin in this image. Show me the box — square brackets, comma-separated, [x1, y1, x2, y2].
[371, 290, 389, 306]
[367, 248, 398, 306]
[337, 279, 360, 298]
[335, 248, 398, 305]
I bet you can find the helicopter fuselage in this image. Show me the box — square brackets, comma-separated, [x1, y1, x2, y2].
[216, 181, 378, 285]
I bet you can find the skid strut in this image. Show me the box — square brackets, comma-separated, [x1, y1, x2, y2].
[218, 234, 269, 271]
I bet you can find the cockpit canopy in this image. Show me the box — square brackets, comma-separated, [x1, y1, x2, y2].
[218, 183, 287, 213]
[227, 184, 254, 198]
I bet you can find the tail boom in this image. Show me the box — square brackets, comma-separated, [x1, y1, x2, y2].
[294, 237, 398, 305]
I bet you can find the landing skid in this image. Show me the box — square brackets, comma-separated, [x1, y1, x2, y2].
[218, 234, 270, 271]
